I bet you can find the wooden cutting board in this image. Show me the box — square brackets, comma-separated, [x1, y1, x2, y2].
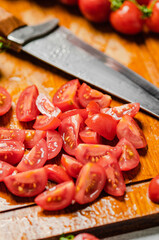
[0, 0, 159, 239]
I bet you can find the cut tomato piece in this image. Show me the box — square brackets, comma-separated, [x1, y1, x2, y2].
[61, 154, 83, 178]
[17, 139, 48, 172]
[35, 181, 75, 211]
[78, 83, 111, 108]
[0, 161, 16, 182]
[117, 138, 140, 171]
[33, 115, 61, 131]
[86, 101, 100, 117]
[53, 79, 80, 112]
[101, 103, 140, 121]
[0, 87, 12, 116]
[16, 85, 39, 122]
[59, 109, 88, 121]
[4, 168, 47, 197]
[47, 130, 63, 159]
[45, 164, 72, 183]
[75, 162, 106, 204]
[148, 175, 159, 203]
[117, 115, 147, 149]
[74, 233, 99, 240]
[79, 126, 102, 144]
[0, 129, 25, 142]
[0, 140, 24, 165]
[59, 114, 83, 156]
[24, 130, 46, 149]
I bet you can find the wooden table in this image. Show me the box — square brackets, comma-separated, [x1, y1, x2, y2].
[0, 1, 159, 240]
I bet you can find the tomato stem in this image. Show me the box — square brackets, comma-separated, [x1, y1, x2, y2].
[59, 234, 74, 240]
[110, 0, 125, 11]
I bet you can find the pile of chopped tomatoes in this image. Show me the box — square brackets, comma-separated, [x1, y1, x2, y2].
[0, 79, 147, 211]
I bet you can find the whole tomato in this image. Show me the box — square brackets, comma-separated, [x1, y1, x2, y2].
[146, 0, 159, 33]
[109, 1, 144, 34]
[78, 0, 110, 23]
[60, 0, 77, 5]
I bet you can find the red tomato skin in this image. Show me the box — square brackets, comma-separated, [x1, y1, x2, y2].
[16, 85, 39, 122]
[4, 168, 47, 197]
[0, 161, 16, 182]
[53, 79, 80, 112]
[149, 175, 159, 203]
[60, 0, 77, 5]
[78, 0, 110, 23]
[146, 0, 159, 33]
[59, 109, 88, 121]
[110, 1, 143, 35]
[17, 139, 48, 172]
[0, 140, 24, 165]
[33, 115, 61, 131]
[116, 115, 147, 149]
[24, 130, 46, 149]
[137, 0, 150, 5]
[75, 162, 106, 204]
[45, 164, 72, 183]
[74, 234, 99, 240]
[47, 130, 63, 159]
[85, 113, 117, 140]
[61, 154, 83, 178]
[0, 87, 12, 116]
[0, 129, 25, 142]
[35, 181, 75, 211]
[79, 127, 102, 144]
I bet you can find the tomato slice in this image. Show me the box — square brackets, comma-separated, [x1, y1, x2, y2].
[47, 130, 63, 159]
[45, 164, 72, 183]
[0, 161, 16, 182]
[33, 115, 61, 131]
[24, 130, 46, 149]
[35, 181, 75, 211]
[59, 114, 83, 156]
[117, 138, 140, 171]
[0, 129, 25, 142]
[17, 139, 48, 172]
[75, 162, 106, 204]
[75, 143, 122, 164]
[61, 154, 83, 178]
[101, 103, 140, 121]
[59, 109, 88, 121]
[79, 126, 102, 144]
[78, 83, 111, 108]
[74, 234, 99, 240]
[36, 93, 61, 117]
[4, 168, 47, 197]
[86, 101, 100, 117]
[148, 175, 159, 203]
[117, 115, 147, 149]
[53, 79, 80, 112]
[0, 87, 12, 116]
[0, 140, 24, 165]
[16, 85, 39, 122]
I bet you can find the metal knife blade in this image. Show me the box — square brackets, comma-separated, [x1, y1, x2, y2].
[7, 20, 159, 118]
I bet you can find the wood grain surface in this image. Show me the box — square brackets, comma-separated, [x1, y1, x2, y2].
[0, 0, 159, 239]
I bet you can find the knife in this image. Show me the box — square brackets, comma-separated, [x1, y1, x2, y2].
[0, 7, 159, 118]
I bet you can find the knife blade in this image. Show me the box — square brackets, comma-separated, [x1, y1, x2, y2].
[3, 17, 159, 118]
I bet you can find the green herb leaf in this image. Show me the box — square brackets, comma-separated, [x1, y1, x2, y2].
[59, 234, 74, 240]
[0, 36, 10, 52]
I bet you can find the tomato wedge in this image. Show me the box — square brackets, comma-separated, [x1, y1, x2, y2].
[74, 234, 99, 240]
[86, 101, 100, 117]
[85, 113, 118, 140]
[4, 168, 47, 197]
[17, 139, 48, 172]
[148, 175, 159, 203]
[24, 130, 46, 149]
[59, 109, 88, 121]
[53, 79, 80, 112]
[78, 83, 111, 108]
[33, 115, 61, 131]
[79, 127, 102, 144]
[0, 161, 16, 182]
[117, 115, 147, 149]
[35, 181, 75, 211]
[117, 138, 140, 171]
[61, 154, 83, 178]
[0, 129, 25, 142]
[0, 140, 24, 165]
[0, 87, 12, 116]
[47, 130, 63, 159]
[75, 162, 106, 204]
[45, 164, 72, 183]
[16, 85, 39, 122]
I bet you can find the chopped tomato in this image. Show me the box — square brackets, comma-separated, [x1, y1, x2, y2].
[59, 114, 83, 156]
[75, 162, 106, 204]
[47, 130, 63, 159]
[59, 109, 88, 121]
[16, 85, 39, 122]
[78, 83, 111, 108]
[74, 234, 99, 240]
[117, 138, 140, 171]
[45, 164, 72, 183]
[0, 87, 12, 116]
[86, 101, 100, 117]
[79, 127, 102, 144]
[0, 129, 25, 142]
[85, 113, 117, 140]
[148, 175, 159, 203]
[53, 79, 80, 112]
[33, 115, 61, 131]
[0, 161, 16, 182]
[0, 140, 24, 165]
[4, 168, 47, 197]
[24, 130, 46, 149]
[17, 139, 48, 172]
[35, 181, 75, 211]
[117, 115, 147, 149]
[101, 103, 140, 121]
[61, 154, 83, 178]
